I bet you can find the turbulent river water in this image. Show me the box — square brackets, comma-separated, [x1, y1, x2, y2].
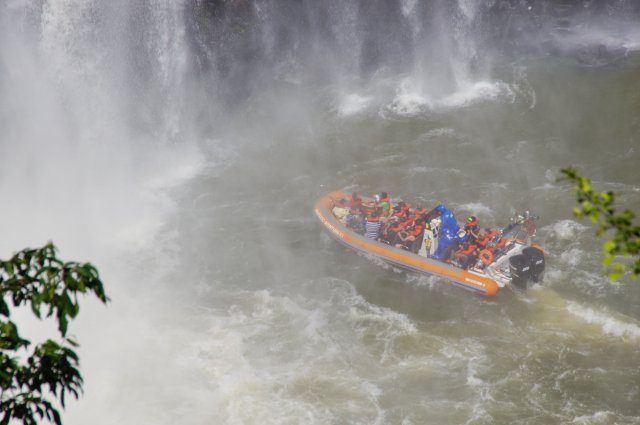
[1, 1, 640, 424]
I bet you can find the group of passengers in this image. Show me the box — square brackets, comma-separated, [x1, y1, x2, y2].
[331, 192, 511, 270]
[451, 217, 501, 269]
[333, 192, 428, 251]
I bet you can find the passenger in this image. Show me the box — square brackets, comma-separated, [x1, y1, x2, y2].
[413, 206, 428, 219]
[349, 192, 363, 212]
[362, 193, 380, 215]
[378, 192, 392, 218]
[522, 211, 537, 238]
[394, 224, 416, 250]
[348, 213, 366, 235]
[384, 216, 405, 245]
[454, 241, 479, 269]
[490, 235, 514, 258]
[443, 241, 461, 263]
[408, 219, 425, 253]
[391, 201, 406, 218]
[464, 215, 480, 241]
[398, 215, 415, 231]
[475, 228, 498, 248]
[471, 231, 510, 269]
[364, 210, 382, 240]
[379, 215, 397, 244]
[392, 218, 423, 251]
[332, 199, 350, 225]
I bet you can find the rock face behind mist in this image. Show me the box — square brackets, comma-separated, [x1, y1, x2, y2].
[184, 0, 419, 103]
[184, 0, 640, 104]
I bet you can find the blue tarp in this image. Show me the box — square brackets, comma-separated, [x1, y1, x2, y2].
[432, 204, 468, 260]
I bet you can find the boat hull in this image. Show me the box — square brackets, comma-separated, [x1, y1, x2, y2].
[315, 191, 500, 296]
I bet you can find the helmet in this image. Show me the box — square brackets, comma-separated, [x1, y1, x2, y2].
[465, 216, 479, 228]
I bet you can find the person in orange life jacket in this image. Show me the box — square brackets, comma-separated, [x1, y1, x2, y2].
[454, 241, 479, 269]
[394, 223, 415, 250]
[464, 215, 480, 241]
[382, 215, 405, 244]
[411, 205, 427, 216]
[394, 207, 415, 227]
[394, 208, 411, 223]
[398, 215, 415, 231]
[385, 215, 407, 245]
[349, 192, 363, 212]
[395, 219, 424, 251]
[391, 201, 410, 219]
[475, 228, 498, 249]
[379, 215, 398, 244]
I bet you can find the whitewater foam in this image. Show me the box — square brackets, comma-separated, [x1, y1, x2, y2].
[336, 93, 375, 117]
[559, 248, 585, 267]
[545, 220, 589, 241]
[385, 77, 517, 117]
[455, 202, 493, 217]
[566, 301, 640, 341]
[386, 80, 432, 116]
[439, 81, 515, 108]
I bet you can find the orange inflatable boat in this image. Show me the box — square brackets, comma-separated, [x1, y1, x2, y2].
[315, 191, 545, 296]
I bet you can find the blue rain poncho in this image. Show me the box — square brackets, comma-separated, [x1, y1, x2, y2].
[432, 204, 469, 260]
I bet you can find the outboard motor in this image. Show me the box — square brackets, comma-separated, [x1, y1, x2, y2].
[509, 254, 531, 290]
[523, 247, 545, 283]
[509, 247, 546, 290]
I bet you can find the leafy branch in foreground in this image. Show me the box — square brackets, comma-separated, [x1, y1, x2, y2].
[560, 168, 640, 280]
[0, 243, 108, 425]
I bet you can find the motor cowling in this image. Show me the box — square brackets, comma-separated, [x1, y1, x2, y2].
[509, 247, 545, 290]
[509, 254, 531, 290]
[523, 247, 545, 283]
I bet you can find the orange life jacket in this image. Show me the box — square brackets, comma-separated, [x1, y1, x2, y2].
[400, 218, 414, 228]
[414, 207, 428, 216]
[476, 229, 498, 247]
[393, 204, 411, 218]
[410, 224, 423, 237]
[456, 243, 478, 257]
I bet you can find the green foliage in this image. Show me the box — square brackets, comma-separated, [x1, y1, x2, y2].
[560, 168, 640, 280]
[0, 243, 108, 425]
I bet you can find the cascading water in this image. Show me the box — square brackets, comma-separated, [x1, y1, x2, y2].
[2, 1, 640, 424]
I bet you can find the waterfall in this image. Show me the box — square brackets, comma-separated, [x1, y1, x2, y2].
[2, 2, 639, 425]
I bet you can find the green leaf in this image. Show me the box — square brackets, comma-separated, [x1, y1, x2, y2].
[608, 269, 623, 281]
[602, 254, 615, 267]
[4, 261, 14, 276]
[30, 299, 42, 319]
[0, 241, 107, 425]
[608, 263, 626, 281]
[603, 240, 616, 253]
[58, 314, 68, 337]
[579, 176, 591, 193]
